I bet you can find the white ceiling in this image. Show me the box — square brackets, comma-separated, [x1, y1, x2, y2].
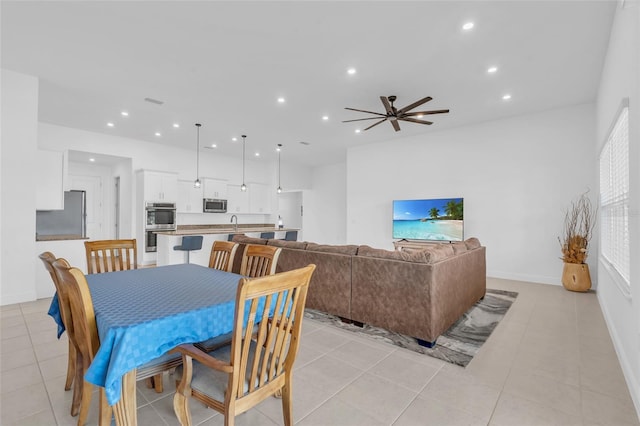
[1, 1, 616, 167]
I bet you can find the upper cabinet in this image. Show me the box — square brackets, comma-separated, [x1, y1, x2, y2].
[226, 183, 272, 214]
[138, 170, 178, 203]
[248, 183, 272, 214]
[203, 178, 228, 199]
[36, 150, 65, 210]
[177, 180, 203, 213]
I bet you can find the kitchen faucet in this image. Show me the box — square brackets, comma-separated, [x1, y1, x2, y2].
[230, 215, 238, 232]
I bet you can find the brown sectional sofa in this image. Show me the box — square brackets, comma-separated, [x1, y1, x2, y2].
[230, 235, 486, 346]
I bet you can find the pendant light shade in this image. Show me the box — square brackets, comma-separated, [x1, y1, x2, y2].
[194, 123, 202, 188]
[240, 135, 247, 191]
[276, 144, 282, 193]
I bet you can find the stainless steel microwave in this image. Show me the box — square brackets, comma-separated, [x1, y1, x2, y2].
[203, 198, 227, 213]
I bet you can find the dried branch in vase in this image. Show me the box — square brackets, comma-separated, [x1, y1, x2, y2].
[559, 192, 596, 264]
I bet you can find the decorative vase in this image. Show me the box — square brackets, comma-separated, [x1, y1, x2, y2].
[561, 262, 591, 292]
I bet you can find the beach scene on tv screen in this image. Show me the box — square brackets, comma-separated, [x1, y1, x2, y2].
[393, 198, 464, 241]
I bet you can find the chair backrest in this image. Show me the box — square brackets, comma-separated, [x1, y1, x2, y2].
[284, 231, 298, 241]
[52, 259, 100, 364]
[208, 240, 238, 272]
[178, 235, 204, 251]
[39, 252, 73, 333]
[85, 239, 137, 274]
[239, 244, 282, 278]
[229, 264, 315, 403]
[260, 232, 275, 239]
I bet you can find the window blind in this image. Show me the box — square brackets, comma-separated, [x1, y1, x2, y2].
[599, 105, 630, 285]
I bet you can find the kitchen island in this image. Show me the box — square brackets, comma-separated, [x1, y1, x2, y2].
[154, 224, 299, 266]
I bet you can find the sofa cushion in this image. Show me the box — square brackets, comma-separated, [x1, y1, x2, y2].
[231, 235, 268, 245]
[464, 237, 481, 250]
[451, 242, 468, 254]
[357, 245, 431, 263]
[267, 239, 307, 250]
[305, 243, 359, 256]
[426, 244, 455, 262]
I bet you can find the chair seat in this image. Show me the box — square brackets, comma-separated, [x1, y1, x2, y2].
[138, 350, 183, 380]
[175, 341, 268, 402]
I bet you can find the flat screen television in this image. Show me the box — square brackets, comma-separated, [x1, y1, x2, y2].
[392, 197, 464, 241]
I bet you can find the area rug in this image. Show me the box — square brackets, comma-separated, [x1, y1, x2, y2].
[303, 289, 518, 367]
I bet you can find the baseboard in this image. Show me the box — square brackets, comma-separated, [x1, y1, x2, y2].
[597, 292, 640, 421]
[0, 290, 38, 306]
[487, 270, 561, 286]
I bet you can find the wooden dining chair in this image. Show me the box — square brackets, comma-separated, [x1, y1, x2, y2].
[240, 244, 282, 278]
[52, 259, 183, 426]
[172, 264, 316, 426]
[85, 239, 137, 274]
[38, 253, 77, 401]
[208, 240, 239, 272]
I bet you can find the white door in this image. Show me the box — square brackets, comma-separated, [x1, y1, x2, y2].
[277, 191, 303, 238]
[70, 175, 104, 240]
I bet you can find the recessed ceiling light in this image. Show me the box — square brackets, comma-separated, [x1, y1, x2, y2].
[232, 137, 237, 142]
[347, 68, 357, 75]
[355, 129, 361, 134]
[502, 94, 512, 100]
[89, 158, 95, 162]
[173, 123, 180, 128]
[107, 122, 114, 127]
[277, 97, 285, 103]
[255, 152, 260, 157]
[211, 144, 217, 148]
[121, 111, 129, 117]
[322, 115, 329, 121]
[155, 132, 162, 137]
[487, 66, 498, 73]
[462, 22, 474, 30]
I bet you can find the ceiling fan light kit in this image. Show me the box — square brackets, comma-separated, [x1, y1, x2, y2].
[343, 95, 449, 132]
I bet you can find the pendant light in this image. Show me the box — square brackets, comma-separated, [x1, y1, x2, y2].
[194, 123, 202, 188]
[240, 135, 247, 191]
[276, 144, 283, 193]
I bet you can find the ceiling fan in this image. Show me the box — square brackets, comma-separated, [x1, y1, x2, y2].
[343, 95, 449, 132]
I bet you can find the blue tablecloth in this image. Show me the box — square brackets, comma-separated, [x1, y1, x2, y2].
[49, 264, 249, 405]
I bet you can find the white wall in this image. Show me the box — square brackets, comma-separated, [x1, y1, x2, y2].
[595, 1, 640, 417]
[303, 162, 347, 245]
[346, 103, 597, 286]
[1, 70, 39, 305]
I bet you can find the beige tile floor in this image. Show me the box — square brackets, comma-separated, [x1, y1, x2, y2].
[1, 277, 639, 425]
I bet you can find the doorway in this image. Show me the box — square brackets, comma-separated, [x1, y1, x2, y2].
[277, 191, 303, 239]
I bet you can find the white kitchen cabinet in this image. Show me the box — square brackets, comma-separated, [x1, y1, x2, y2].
[177, 180, 203, 213]
[203, 178, 228, 199]
[248, 183, 272, 214]
[226, 184, 249, 213]
[139, 170, 178, 202]
[36, 150, 65, 210]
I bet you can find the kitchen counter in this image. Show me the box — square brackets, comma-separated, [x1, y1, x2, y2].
[36, 234, 88, 241]
[155, 224, 299, 236]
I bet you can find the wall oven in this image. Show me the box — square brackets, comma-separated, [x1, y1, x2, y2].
[145, 202, 176, 252]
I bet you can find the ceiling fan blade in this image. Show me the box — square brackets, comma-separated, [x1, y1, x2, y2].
[399, 117, 433, 125]
[342, 117, 389, 123]
[344, 107, 387, 116]
[391, 119, 401, 132]
[364, 118, 388, 131]
[403, 109, 450, 117]
[380, 96, 394, 115]
[398, 96, 432, 114]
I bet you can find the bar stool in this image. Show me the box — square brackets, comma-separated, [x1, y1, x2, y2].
[260, 232, 275, 239]
[283, 230, 298, 241]
[173, 235, 203, 264]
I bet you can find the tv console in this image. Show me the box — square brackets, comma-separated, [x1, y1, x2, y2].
[393, 240, 452, 251]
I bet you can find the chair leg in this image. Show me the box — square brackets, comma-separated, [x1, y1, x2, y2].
[98, 388, 113, 426]
[65, 341, 76, 391]
[70, 353, 84, 416]
[77, 380, 93, 426]
[281, 378, 293, 426]
[173, 392, 192, 426]
[153, 373, 164, 393]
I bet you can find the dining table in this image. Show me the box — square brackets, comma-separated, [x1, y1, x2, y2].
[48, 263, 249, 426]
